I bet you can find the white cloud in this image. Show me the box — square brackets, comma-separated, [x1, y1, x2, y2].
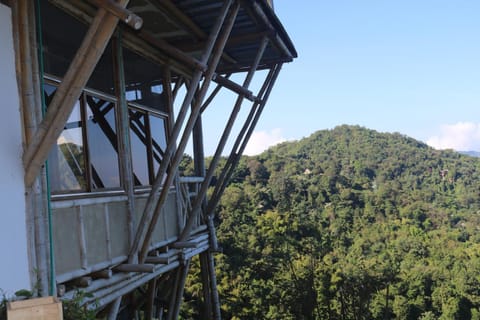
[427, 122, 480, 151]
[244, 128, 287, 155]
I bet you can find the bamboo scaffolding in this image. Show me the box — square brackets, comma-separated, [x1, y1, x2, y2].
[207, 64, 283, 217]
[23, 0, 130, 188]
[179, 36, 270, 242]
[128, 0, 235, 263]
[139, 2, 240, 262]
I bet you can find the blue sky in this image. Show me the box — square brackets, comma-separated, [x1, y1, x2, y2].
[210, 0, 480, 156]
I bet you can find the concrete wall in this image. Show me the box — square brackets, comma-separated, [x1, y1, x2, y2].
[0, 3, 31, 295]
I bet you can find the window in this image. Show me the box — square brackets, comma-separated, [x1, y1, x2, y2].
[129, 108, 168, 186]
[40, 1, 170, 194]
[46, 82, 121, 193]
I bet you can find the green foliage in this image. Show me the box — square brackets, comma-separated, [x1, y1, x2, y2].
[182, 125, 480, 319]
[62, 290, 97, 320]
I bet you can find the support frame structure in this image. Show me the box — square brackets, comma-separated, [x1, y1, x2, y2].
[4, 0, 296, 318]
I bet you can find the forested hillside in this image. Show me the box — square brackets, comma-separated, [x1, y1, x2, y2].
[181, 125, 480, 320]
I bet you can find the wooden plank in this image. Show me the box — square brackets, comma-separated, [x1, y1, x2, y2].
[7, 297, 63, 320]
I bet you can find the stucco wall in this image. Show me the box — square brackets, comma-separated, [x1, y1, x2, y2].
[0, 3, 30, 295]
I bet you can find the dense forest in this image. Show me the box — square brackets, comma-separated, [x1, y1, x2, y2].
[180, 125, 480, 319]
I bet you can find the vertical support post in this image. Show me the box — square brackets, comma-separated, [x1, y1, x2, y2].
[13, 0, 51, 296]
[107, 296, 122, 320]
[113, 32, 136, 255]
[167, 259, 191, 320]
[199, 253, 213, 319]
[145, 278, 157, 320]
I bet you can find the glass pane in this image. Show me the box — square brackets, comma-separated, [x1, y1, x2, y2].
[86, 95, 120, 189]
[129, 109, 149, 186]
[149, 115, 168, 175]
[123, 47, 166, 111]
[48, 101, 86, 192]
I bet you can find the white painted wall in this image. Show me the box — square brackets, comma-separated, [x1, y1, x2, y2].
[0, 3, 31, 295]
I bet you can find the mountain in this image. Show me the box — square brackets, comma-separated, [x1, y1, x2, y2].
[460, 150, 480, 158]
[181, 125, 480, 320]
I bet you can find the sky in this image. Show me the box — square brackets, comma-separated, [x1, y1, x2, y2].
[201, 0, 480, 156]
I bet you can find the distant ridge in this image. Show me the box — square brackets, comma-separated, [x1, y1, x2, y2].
[460, 150, 480, 157]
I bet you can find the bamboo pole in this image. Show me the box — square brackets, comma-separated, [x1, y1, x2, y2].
[199, 252, 212, 319]
[207, 64, 283, 216]
[212, 74, 255, 101]
[23, 0, 130, 188]
[113, 33, 136, 255]
[128, 0, 235, 262]
[179, 36, 270, 242]
[113, 264, 156, 273]
[107, 296, 122, 320]
[200, 74, 231, 114]
[86, 0, 143, 30]
[167, 260, 191, 320]
[13, 0, 52, 296]
[138, 1, 240, 262]
[145, 278, 156, 320]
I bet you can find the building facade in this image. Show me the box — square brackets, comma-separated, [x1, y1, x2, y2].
[0, 0, 295, 318]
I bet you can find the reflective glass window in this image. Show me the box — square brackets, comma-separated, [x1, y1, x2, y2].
[123, 48, 166, 112]
[86, 95, 120, 189]
[129, 109, 150, 186]
[47, 86, 86, 192]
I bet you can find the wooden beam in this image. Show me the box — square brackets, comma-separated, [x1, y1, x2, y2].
[23, 0, 130, 188]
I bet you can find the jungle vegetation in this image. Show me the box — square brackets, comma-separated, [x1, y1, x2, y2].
[181, 125, 480, 320]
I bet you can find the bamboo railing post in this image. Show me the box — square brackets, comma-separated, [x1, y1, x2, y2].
[23, 0, 130, 188]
